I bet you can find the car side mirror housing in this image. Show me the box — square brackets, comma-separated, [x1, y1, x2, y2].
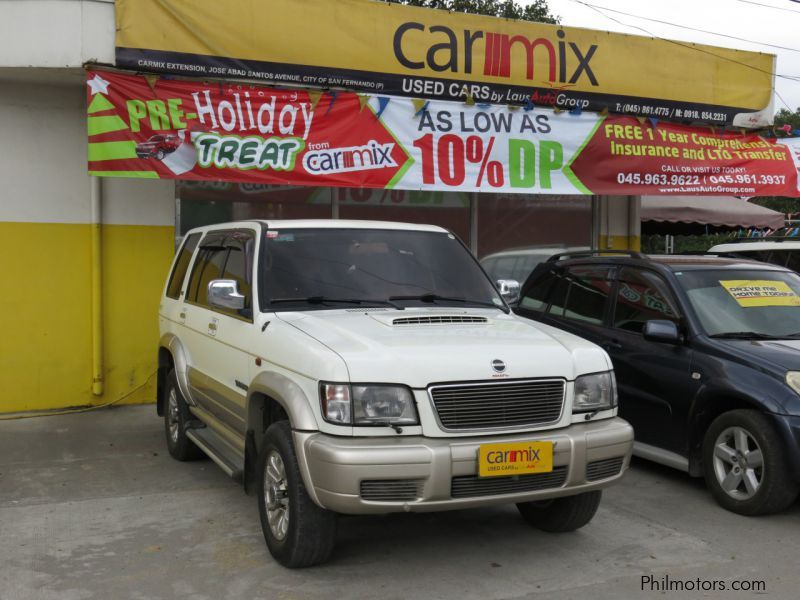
[643, 319, 680, 344]
[496, 279, 520, 304]
[208, 279, 246, 311]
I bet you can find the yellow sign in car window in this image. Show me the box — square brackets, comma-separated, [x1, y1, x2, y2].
[720, 280, 800, 307]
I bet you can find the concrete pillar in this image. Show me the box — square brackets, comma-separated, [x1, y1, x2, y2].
[597, 195, 641, 251]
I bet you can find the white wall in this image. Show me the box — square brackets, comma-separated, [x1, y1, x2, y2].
[0, 0, 115, 68]
[0, 79, 174, 226]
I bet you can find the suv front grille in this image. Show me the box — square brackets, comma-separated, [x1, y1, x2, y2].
[429, 379, 565, 430]
[586, 457, 624, 481]
[451, 467, 568, 498]
[360, 479, 424, 502]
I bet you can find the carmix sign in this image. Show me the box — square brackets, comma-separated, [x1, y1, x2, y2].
[115, 0, 775, 127]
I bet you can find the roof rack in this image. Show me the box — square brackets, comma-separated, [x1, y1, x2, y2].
[546, 249, 646, 263]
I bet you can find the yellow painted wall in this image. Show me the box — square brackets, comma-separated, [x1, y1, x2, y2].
[0, 221, 174, 413]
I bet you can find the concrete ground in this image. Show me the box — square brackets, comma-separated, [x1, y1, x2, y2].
[1, 405, 798, 600]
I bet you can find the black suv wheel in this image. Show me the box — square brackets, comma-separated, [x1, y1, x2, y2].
[703, 409, 799, 515]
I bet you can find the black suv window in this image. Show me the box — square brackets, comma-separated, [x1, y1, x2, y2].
[166, 233, 201, 300]
[547, 265, 613, 325]
[613, 267, 680, 333]
[519, 273, 555, 312]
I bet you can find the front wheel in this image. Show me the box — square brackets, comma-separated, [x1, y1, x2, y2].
[256, 421, 337, 568]
[702, 409, 799, 515]
[516, 490, 602, 532]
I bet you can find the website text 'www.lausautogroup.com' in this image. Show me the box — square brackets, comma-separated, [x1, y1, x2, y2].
[641, 575, 766, 594]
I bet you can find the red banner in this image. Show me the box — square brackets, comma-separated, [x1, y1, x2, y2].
[86, 70, 800, 197]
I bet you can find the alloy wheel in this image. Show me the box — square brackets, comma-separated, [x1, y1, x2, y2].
[264, 450, 290, 541]
[167, 388, 180, 444]
[712, 426, 764, 501]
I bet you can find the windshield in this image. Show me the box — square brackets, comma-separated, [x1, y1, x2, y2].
[677, 269, 800, 338]
[260, 228, 504, 311]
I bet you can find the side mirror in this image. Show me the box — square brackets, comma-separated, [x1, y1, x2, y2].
[643, 319, 680, 344]
[496, 279, 520, 304]
[208, 279, 245, 311]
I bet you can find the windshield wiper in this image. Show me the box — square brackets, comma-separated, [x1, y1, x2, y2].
[709, 331, 785, 340]
[389, 293, 508, 314]
[269, 296, 403, 309]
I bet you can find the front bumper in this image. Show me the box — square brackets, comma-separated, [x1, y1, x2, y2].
[295, 417, 634, 514]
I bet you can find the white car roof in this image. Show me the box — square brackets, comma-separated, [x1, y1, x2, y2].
[188, 220, 448, 235]
[710, 241, 800, 252]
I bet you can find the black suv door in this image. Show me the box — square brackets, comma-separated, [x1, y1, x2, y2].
[606, 267, 698, 456]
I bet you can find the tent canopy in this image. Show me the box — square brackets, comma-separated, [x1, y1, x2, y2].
[641, 196, 785, 232]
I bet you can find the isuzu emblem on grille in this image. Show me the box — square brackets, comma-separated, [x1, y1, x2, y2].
[491, 359, 506, 373]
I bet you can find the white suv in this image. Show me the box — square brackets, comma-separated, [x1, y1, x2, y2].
[708, 240, 800, 272]
[157, 220, 634, 567]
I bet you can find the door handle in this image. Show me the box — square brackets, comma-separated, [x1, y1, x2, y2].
[603, 340, 623, 351]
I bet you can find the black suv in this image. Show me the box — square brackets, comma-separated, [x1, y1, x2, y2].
[514, 251, 800, 515]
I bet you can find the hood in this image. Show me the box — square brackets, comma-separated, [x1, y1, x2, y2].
[276, 308, 610, 387]
[714, 338, 800, 372]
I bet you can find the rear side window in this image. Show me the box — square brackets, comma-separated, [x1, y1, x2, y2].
[166, 233, 201, 300]
[613, 267, 680, 333]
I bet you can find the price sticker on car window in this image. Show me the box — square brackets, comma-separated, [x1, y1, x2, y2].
[720, 280, 800, 307]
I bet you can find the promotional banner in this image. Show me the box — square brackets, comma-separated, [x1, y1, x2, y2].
[115, 0, 774, 128]
[86, 70, 799, 197]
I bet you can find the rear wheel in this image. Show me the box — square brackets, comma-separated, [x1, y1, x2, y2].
[516, 491, 602, 532]
[256, 421, 337, 568]
[163, 369, 204, 461]
[703, 409, 799, 515]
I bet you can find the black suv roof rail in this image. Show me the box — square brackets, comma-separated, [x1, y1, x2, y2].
[546, 249, 647, 263]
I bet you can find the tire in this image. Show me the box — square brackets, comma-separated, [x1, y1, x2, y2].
[256, 421, 337, 568]
[516, 490, 602, 532]
[702, 409, 799, 516]
[156, 149, 165, 160]
[163, 369, 204, 461]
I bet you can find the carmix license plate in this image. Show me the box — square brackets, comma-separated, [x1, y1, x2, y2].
[478, 441, 553, 477]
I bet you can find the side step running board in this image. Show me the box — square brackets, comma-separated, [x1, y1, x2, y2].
[186, 428, 244, 482]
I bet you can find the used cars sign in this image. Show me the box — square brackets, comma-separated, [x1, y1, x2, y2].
[115, 0, 775, 127]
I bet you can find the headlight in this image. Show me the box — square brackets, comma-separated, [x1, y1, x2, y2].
[573, 371, 617, 413]
[320, 383, 418, 426]
[786, 371, 800, 395]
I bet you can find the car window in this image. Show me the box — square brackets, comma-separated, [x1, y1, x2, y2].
[677, 268, 800, 337]
[561, 266, 613, 324]
[519, 272, 555, 312]
[218, 233, 255, 318]
[166, 233, 201, 300]
[494, 256, 518, 280]
[613, 267, 680, 334]
[543, 266, 613, 325]
[187, 244, 227, 306]
[547, 273, 570, 317]
[785, 252, 800, 273]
